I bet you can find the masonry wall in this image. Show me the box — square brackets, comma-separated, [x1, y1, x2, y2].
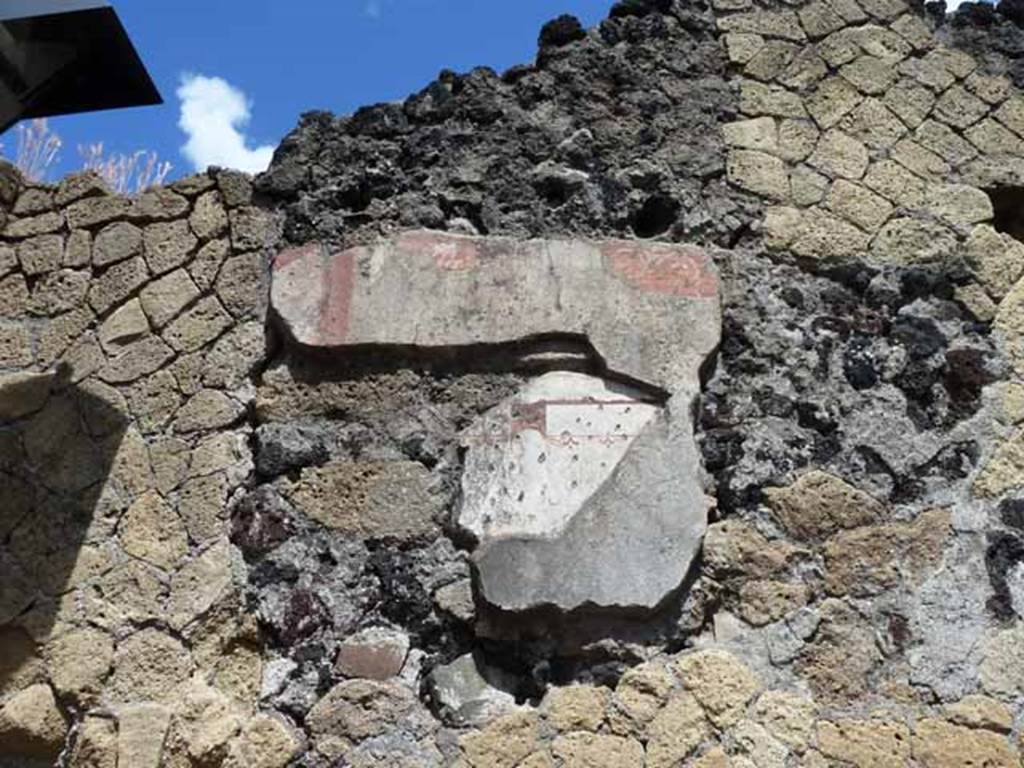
[0, 169, 286, 765]
[1, 0, 1024, 765]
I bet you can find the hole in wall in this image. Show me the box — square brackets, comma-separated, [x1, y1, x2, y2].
[535, 176, 575, 208]
[630, 194, 679, 238]
[986, 530, 1024, 622]
[986, 186, 1024, 241]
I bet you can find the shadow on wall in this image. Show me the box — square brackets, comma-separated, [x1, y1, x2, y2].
[987, 186, 1024, 242]
[0, 364, 128, 691]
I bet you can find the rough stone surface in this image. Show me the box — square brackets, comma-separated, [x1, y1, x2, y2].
[551, 732, 645, 767]
[66, 196, 131, 229]
[89, 256, 150, 315]
[0, 371, 53, 420]
[943, 694, 1014, 732]
[174, 389, 245, 432]
[912, 718, 1019, 768]
[98, 334, 174, 383]
[429, 652, 519, 726]
[46, 627, 114, 701]
[542, 685, 610, 733]
[727, 149, 790, 199]
[3, 3, 1024, 766]
[30, 269, 90, 316]
[70, 716, 118, 768]
[305, 679, 427, 760]
[871, 217, 959, 264]
[674, 650, 760, 728]
[117, 703, 171, 768]
[765, 470, 884, 540]
[93, 222, 143, 267]
[97, 298, 149, 353]
[459, 711, 539, 768]
[189, 191, 229, 241]
[722, 117, 778, 152]
[0, 684, 68, 760]
[106, 629, 193, 704]
[17, 234, 63, 277]
[817, 717, 912, 767]
[644, 693, 709, 768]
[808, 130, 870, 179]
[6, 211, 63, 238]
[825, 178, 893, 231]
[979, 622, 1024, 700]
[119, 490, 189, 570]
[144, 220, 199, 275]
[285, 459, 442, 540]
[139, 268, 201, 328]
[229, 207, 267, 251]
[131, 187, 189, 221]
[163, 295, 233, 353]
[215, 251, 264, 319]
[223, 715, 301, 768]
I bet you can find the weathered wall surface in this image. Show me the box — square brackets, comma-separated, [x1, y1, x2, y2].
[0, 169, 289, 765]
[2, 0, 1024, 765]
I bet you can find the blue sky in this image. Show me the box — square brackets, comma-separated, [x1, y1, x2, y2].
[18, 1, 612, 182]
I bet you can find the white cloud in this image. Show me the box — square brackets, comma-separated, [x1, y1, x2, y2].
[177, 73, 275, 174]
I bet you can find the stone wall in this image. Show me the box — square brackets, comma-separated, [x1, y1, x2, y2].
[0, 168, 290, 765]
[1, 0, 1024, 765]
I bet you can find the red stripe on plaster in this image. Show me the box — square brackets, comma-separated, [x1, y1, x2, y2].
[318, 248, 357, 344]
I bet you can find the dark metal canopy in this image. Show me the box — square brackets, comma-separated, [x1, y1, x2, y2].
[0, 0, 161, 134]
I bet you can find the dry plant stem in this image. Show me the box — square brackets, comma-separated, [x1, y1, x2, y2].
[0, 118, 171, 191]
[14, 119, 61, 182]
[80, 142, 173, 194]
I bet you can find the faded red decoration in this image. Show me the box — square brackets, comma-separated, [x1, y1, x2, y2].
[274, 242, 322, 272]
[510, 401, 546, 435]
[317, 247, 356, 344]
[603, 242, 718, 298]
